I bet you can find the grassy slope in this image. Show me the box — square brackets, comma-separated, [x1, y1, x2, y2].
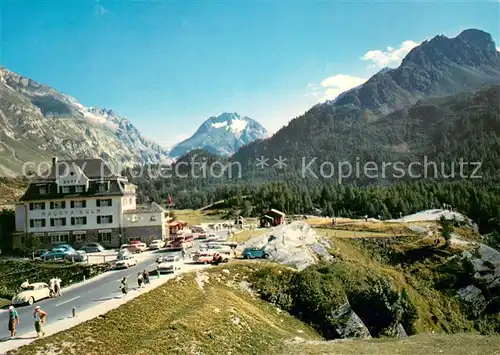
[9, 262, 500, 355]
[229, 229, 267, 243]
[8, 263, 320, 355]
[171, 209, 227, 225]
[285, 333, 500, 355]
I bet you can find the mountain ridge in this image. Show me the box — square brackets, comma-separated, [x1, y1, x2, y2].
[0, 66, 171, 176]
[169, 112, 268, 159]
[231, 28, 500, 178]
[332, 29, 500, 113]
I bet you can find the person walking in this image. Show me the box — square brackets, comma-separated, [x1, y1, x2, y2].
[120, 277, 128, 295]
[54, 278, 61, 297]
[8, 305, 20, 339]
[49, 278, 56, 297]
[137, 272, 144, 288]
[181, 246, 186, 261]
[143, 270, 150, 285]
[33, 306, 47, 337]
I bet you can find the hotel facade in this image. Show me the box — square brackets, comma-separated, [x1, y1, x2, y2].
[13, 158, 168, 249]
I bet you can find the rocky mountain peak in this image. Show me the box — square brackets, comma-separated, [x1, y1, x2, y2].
[333, 28, 500, 112]
[169, 113, 268, 159]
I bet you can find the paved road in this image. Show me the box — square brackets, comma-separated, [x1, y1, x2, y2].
[0, 229, 229, 340]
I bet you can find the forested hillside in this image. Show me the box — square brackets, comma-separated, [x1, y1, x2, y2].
[128, 84, 500, 235]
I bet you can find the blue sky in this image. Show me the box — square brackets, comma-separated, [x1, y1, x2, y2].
[1, 1, 499, 147]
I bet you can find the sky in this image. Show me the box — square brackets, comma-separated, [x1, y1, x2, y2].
[1, 0, 499, 148]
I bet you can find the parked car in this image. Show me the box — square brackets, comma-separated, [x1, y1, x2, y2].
[199, 242, 232, 254]
[42, 248, 74, 260]
[242, 247, 269, 259]
[57, 244, 75, 252]
[149, 239, 165, 250]
[157, 255, 182, 273]
[192, 250, 216, 264]
[66, 250, 88, 262]
[118, 247, 131, 258]
[128, 242, 147, 253]
[206, 234, 219, 242]
[81, 243, 104, 252]
[114, 254, 137, 269]
[193, 250, 230, 264]
[171, 235, 194, 249]
[12, 282, 51, 305]
[79, 245, 101, 253]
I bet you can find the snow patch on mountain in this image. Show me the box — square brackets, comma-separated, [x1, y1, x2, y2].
[169, 112, 268, 159]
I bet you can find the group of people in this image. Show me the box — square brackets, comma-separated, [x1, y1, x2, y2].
[8, 305, 47, 339]
[119, 269, 152, 295]
[136, 269, 150, 288]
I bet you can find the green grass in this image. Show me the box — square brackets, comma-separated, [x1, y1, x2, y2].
[283, 333, 500, 355]
[170, 209, 227, 226]
[9, 263, 321, 355]
[229, 228, 267, 243]
[9, 261, 500, 355]
[314, 228, 393, 238]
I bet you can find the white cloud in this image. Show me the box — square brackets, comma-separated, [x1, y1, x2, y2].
[361, 40, 420, 68]
[497, 47, 500, 52]
[308, 74, 367, 102]
[308, 39, 423, 103]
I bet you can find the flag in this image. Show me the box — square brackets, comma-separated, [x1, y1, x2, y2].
[167, 196, 172, 206]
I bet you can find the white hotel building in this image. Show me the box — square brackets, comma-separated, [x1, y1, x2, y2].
[13, 158, 168, 249]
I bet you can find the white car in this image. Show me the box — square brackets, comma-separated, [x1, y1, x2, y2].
[149, 240, 165, 250]
[12, 282, 51, 305]
[200, 242, 232, 254]
[114, 255, 137, 269]
[206, 234, 219, 242]
[157, 255, 182, 273]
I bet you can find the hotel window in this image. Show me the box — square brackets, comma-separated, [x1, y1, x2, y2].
[71, 216, 87, 226]
[75, 185, 85, 193]
[71, 200, 87, 208]
[50, 218, 66, 227]
[51, 234, 69, 244]
[97, 182, 109, 192]
[96, 199, 112, 207]
[29, 219, 46, 228]
[74, 233, 86, 242]
[97, 215, 113, 224]
[39, 186, 47, 195]
[29, 202, 46, 210]
[61, 186, 71, 194]
[98, 232, 112, 242]
[50, 201, 66, 209]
